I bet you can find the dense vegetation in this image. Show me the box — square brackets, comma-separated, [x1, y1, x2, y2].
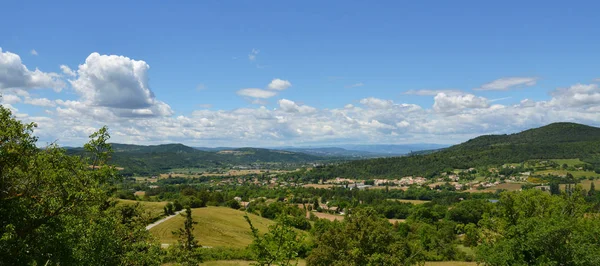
[311, 123, 600, 179]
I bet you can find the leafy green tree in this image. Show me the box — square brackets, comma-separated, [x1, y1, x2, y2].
[307, 207, 422, 266]
[245, 213, 305, 266]
[462, 223, 479, 247]
[477, 189, 600, 265]
[0, 105, 160, 265]
[549, 182, 560, 195]
[588, 182, 596, 198]
[169, 207, 202, 266]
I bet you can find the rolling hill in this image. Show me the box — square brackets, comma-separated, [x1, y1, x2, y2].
[311, 122, 600, 179]
[149, 207, 275, 248]
[67, 143, 325, 176]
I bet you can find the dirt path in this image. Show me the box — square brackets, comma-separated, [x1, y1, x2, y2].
[145, 209, 185, 230]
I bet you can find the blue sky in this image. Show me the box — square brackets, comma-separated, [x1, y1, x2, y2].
[1, 1, 600, 147]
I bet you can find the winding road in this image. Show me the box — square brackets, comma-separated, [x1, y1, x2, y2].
[145, 209, 185, 230]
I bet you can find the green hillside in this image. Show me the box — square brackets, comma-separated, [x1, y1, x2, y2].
[149, 207, 275, 248]
[67, 144, 325, 176]
[311, 123, 600, 179]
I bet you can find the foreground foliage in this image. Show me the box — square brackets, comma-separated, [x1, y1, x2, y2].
[0, 106, 161, 265]
[477, 189, 600, 265]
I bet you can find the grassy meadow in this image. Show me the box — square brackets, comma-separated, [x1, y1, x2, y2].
[149, 207, 274, 248]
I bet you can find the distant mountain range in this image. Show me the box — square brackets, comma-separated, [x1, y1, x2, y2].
[66, 142, 447, 176]
[194, 144, 448, 158]
[67, 144, 326, 176]
[311, 122, 600, 179]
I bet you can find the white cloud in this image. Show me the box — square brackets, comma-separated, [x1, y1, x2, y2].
[196, 84, 206, 91]
[403, 89, 463, 96]
[60, 65, 76, 77]
[278, 99, 316, 113]
[0, 48, 65, 91]
[237, 88, 277, 99]
[359, 97, 394, 109]
[433, 93, 489, 113]
[30, 49, 38, 56]
[69, 52, 173, 117]
[267, 79, 292, 90]
[0, 94, 22, 104]
[346, 82, 364, 88]
[24, 97, 56, 107]
[248, 49, 259, 61]
[474, 77, 538, 91]
[550, 83, 600, 107]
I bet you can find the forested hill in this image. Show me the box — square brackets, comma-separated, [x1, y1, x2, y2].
[67, 144, 325, 176]
[311, 122, 600, 179]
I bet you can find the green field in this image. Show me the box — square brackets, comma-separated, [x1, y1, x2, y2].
[560, 179, 598, 191]
[534, 169, 599, 179]
[549, 159, 588, 166]
[117, 199, 167, 221]
[388, 199, 430, 204]
[149, 207, 274, 248]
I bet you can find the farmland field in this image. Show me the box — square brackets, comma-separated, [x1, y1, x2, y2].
[388, 199, 430, 204]
[534, 169, 599, 179]
[149, 207, 274, 248]
[311, 211, 345, 221]
[560, 179, 598, 191]
[549, 158, 588, 166]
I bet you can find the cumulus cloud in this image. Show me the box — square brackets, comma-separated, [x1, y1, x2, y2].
[237, 88, 277, 99]
[433, 93, 489, 114]
[30, 49, 38, 56]
[0, 94, 22, 104]
[268, 79, 292, 90]
[24, 97, 56, 107]
[60, 65, 76, 77]
[474, 77, 538, 91]
[359, 97, 394, 109]
[550, 83, 600, 107]
[278, 99, 316, 113]
[69, 52, 173, 117]
[0, 48, 65, 91]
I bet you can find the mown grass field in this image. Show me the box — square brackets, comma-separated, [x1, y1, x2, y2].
[117, 199, 167, 221]
[549, 158, 588, 166]
[560, 179, 598, 191]
[149, 207, 274, 248]
[534, 169, 599, 179]
[388, 199, 430, 204]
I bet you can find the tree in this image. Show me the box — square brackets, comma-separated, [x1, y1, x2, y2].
[549, 182, 560, 195]
[164, 202, 175, 215]
[477, 189, 600, 265]
[0, 105, 160, 265]
[307, 207, 422, 266]
[589, 182, 596, 198]
[169, 207, 202, 265]
[245, 213, 305, 266]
